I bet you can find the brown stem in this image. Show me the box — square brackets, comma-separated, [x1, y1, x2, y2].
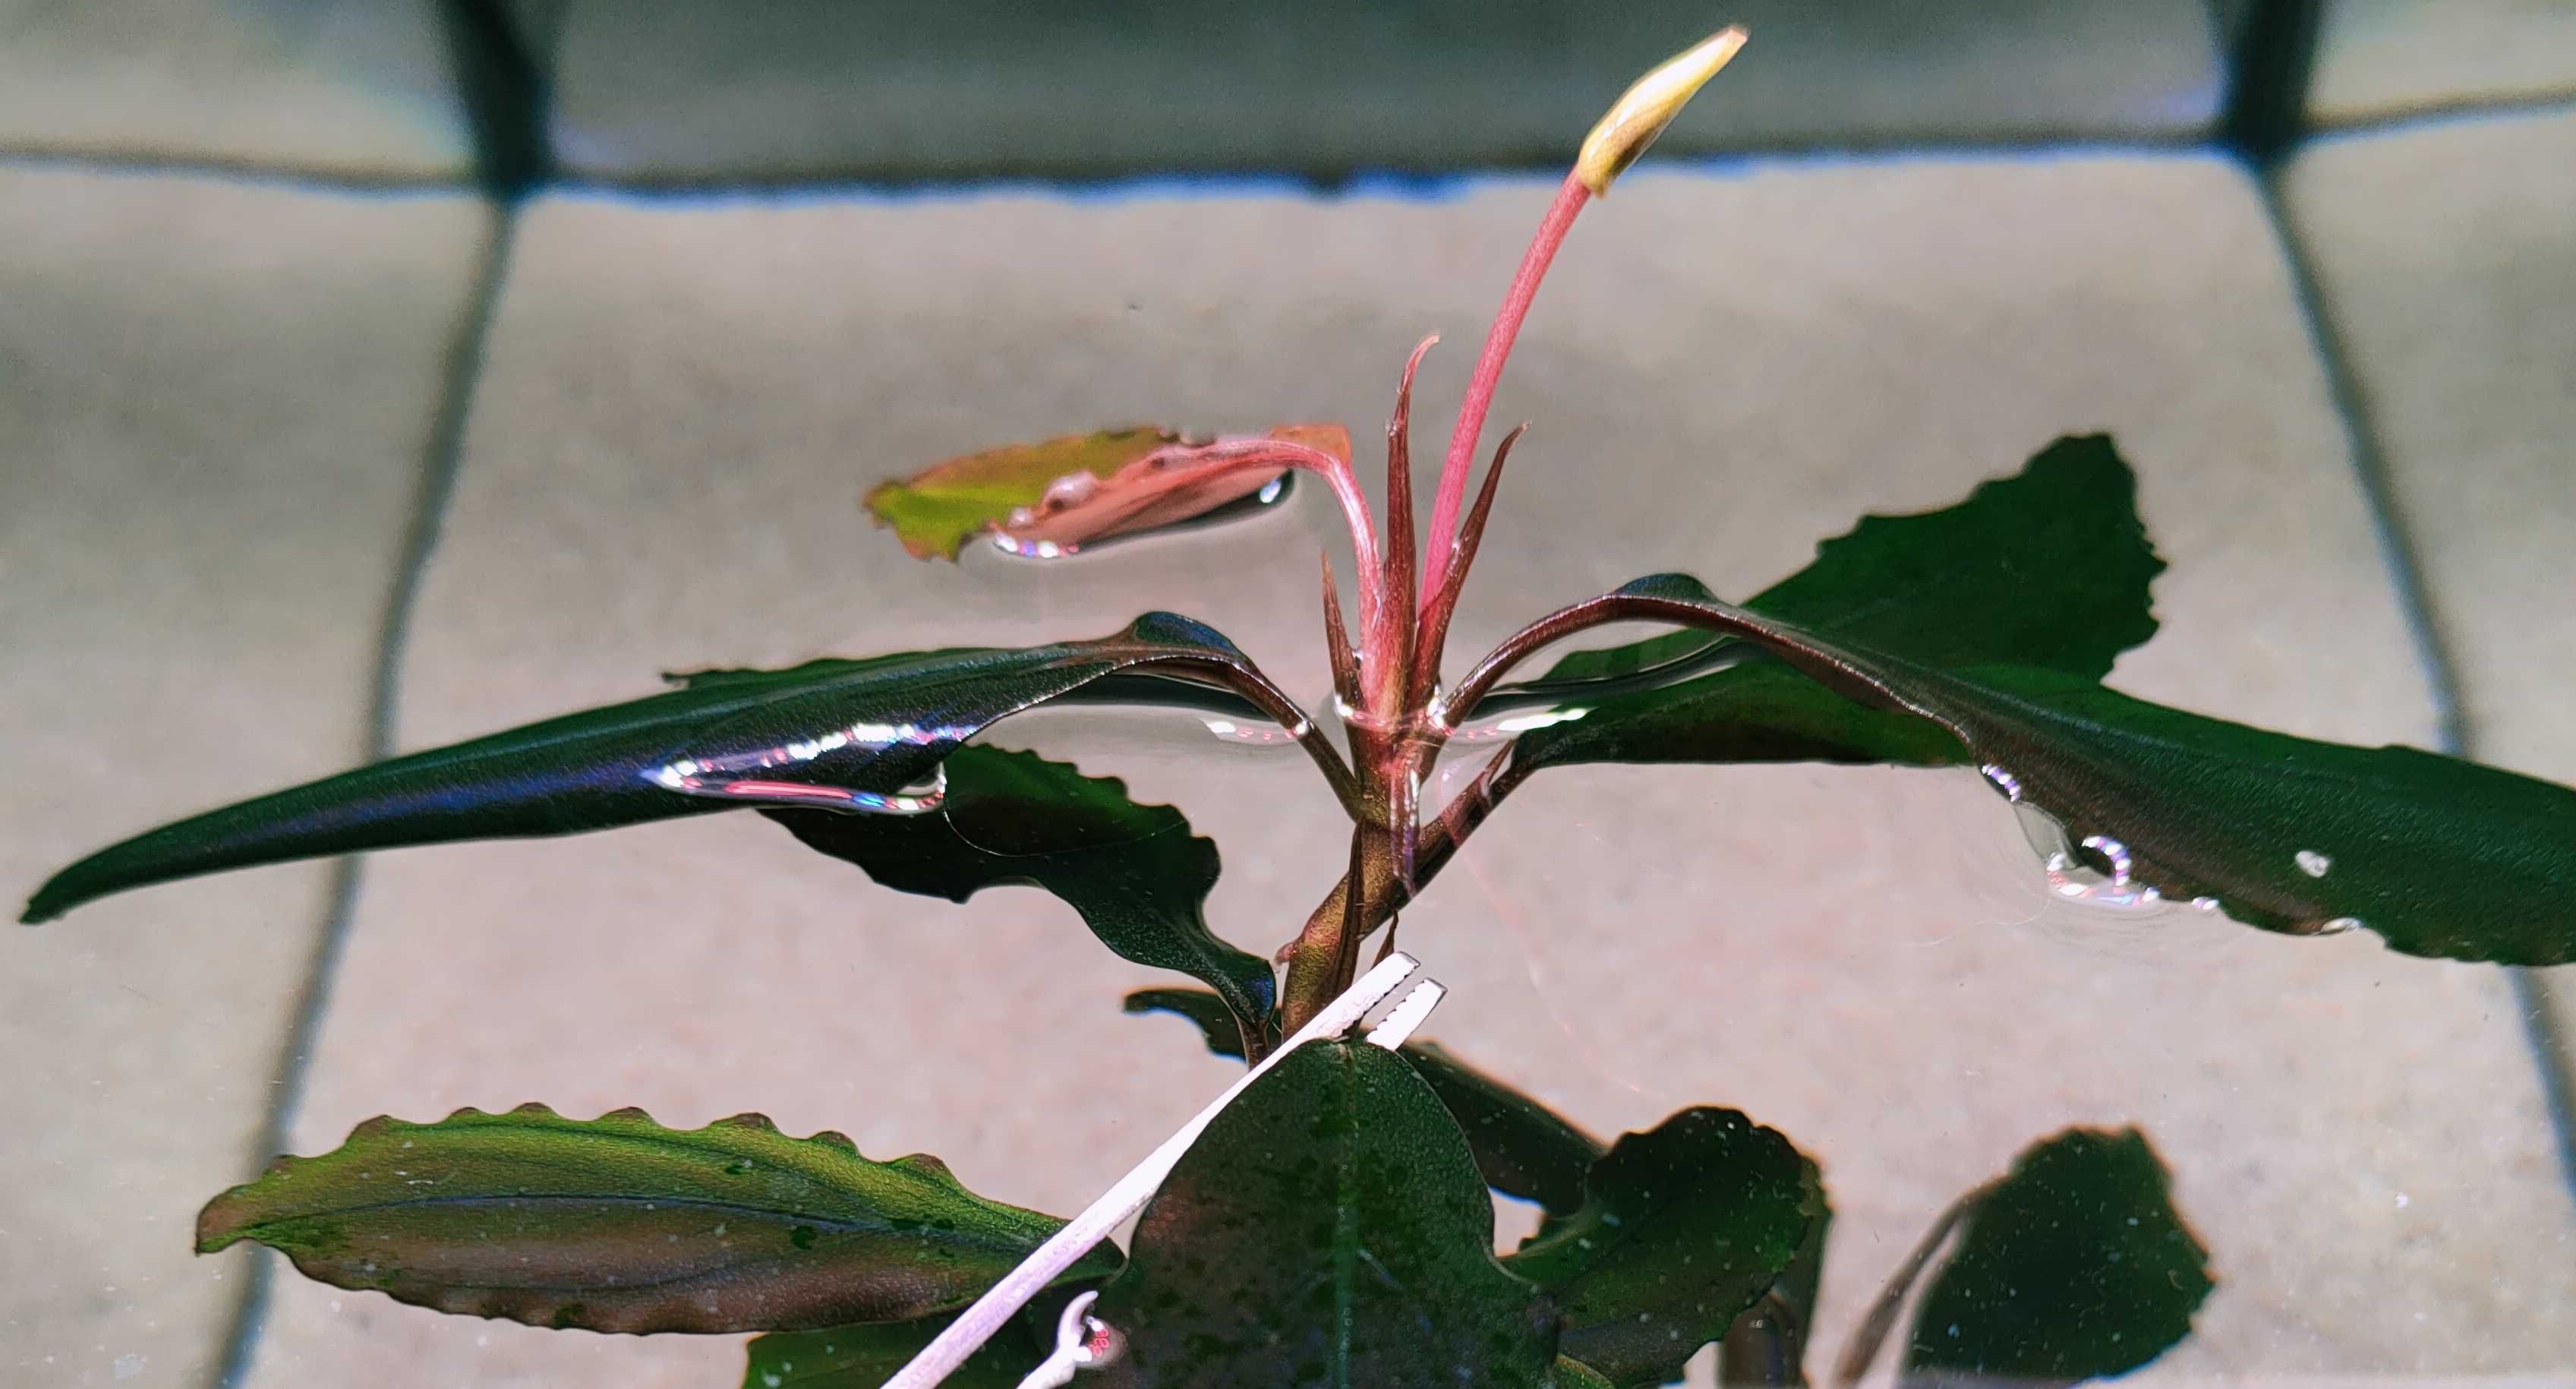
[1829, 1182, 1992, 1389]
[1278, 746, 1534, 1028]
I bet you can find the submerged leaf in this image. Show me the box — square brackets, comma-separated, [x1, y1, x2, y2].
[1514, 435, 2158, 772]
[1122, 988, 1601, 1214]
[1903, 1128, 2211, 1387]
[863, 424, 1345, 561]
[1087, 1041, 1558, 1387]
[27, 613, 1292, 922]
[1507, 1107, 1821, 1387]
[777, 748, 1273, 1048]
[197, 1104, 1118, 1334]
[743, 1318, 1026, 1387]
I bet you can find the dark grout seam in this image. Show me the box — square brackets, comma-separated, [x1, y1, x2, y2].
[2250, 164, 2576, 1209]
[200, 203, 522, 1389]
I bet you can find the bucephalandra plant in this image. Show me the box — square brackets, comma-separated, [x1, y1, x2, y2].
[24, 27, 2576, 1389]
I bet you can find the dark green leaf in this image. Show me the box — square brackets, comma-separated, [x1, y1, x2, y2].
[1515, 655, 1970, 773]
[776, 749, 1272, 1046]
[196, 1103, 1118, 1334]
[1088, 1041, 1558, 1387]
[1560, 576, 2576, 965]
[1719, 1181, 1831, 1388]
[1513, 436, 2158, 772]
[743, 1309, 1053, 1388]
[1506, 1107, 1819, 1388]
[1121, 989, 1602, 1214]
[1903, 1128, 2211, 1387]
[1404, 1040, 1604, 1218]
[26, 613, 1285, 922]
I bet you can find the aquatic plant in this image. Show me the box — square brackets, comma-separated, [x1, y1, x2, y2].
[27, 29, 2576, 1388]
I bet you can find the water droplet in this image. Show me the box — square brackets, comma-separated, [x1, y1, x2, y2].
[2079, 835, 2133, 887]
[2020, 808, 2166, 914]
[1201, 717, 1301, 747]
[990, 531, 1071, 560]
[1979, 763, 2024, 803]
[2296, 849, 2332, 878]
[2191, 895, 2221, 913]
[2314, 915, 2362, 936]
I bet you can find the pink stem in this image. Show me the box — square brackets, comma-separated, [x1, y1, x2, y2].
[1167, 437, 1385, 660]
[1419, 172, 1591, 617]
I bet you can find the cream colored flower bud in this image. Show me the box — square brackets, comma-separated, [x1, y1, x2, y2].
[1574, 27, 1748, 196]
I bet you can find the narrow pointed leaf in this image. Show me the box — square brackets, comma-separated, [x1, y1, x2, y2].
[1123, 988, 1601, 1214]
[1087, 1041, 1559, 1387]
[1903, 1128, 2211, 1387]
[27, 613, 1285, 922]
[774, 749, 1273, 1045]
[1535, 572, 2576, 964]
[1512, 436, 2158, 772]
[1506, 1107, 1821, 1387]
[196, 1103, 1119, 1334]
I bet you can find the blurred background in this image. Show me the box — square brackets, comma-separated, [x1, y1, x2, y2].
[5, 2, 2574, 1386]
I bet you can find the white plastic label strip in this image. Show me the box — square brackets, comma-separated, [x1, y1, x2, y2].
[880, 952, 1444, 1389]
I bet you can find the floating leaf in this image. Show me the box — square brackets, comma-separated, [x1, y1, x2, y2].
[1086, 1041, 1558, 1387]
[1512, 436, 2158, 772]
[1903, 1128, 2211, 1387]
[1506, 1107, 1821, 1387]
[197, 1104, 1118, 1334]
[27, 613, 1297, 922]
[863, 424, 1346, 561]
[776, 748, 1274, 1049]
[1122, 987, 1600, 1214]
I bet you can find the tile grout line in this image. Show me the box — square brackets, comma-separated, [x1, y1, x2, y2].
[2249, 160, 2576, 1209]
[200, 201, 522, 1389]
[3, 91, 2571, 207]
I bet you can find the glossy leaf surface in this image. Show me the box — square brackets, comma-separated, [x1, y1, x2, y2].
[1514, 435, 2158, 772]
[1904, 1128, 2211, 1386]
[1583, 567, 2576, 962]
[197, 1103, 1118, 1334]
[1507, 1107, 1820, 1387]
[1123, 988, 1601, 1214]
[863, 424, 1345, 561]
[27, 614, 1285, 922]
[1490, 434, 2576, 962]
[776, 749, 1274, 1046]
[1088, 1042, 1558, 1387]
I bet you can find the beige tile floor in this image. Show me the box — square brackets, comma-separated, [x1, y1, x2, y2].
[0, 0, 470, 177]
[0, 168, 489, 1386]
[2284, 106, 2576, 1180]
[168, 154, 2576, 1385]
[2310, 1, 2576, 122]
